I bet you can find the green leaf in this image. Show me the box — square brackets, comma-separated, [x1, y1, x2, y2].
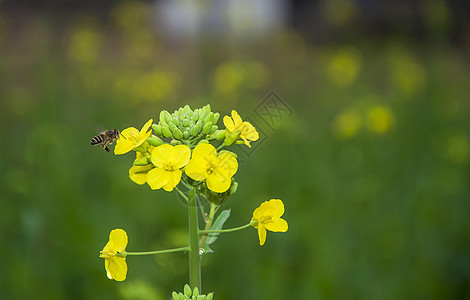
[206, 209, 231, 245]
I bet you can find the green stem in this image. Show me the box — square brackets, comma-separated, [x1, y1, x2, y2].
[125, 247, 189, 256]
[175, 186, 188, 202]
[199, 203, 218, 249]
[216, 143, 226, 151]
[199, 223, 251, 234]
[188, 188, 201, 291]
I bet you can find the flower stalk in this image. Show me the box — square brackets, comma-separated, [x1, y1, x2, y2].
[199, 223, 251, 234]
[188, 188, 201, 290]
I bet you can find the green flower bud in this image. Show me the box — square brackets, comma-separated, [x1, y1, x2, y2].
[183, 105, 191, 115]
[193, 287, 199, 297]
[152, 124, 163, 136]
[212, 112, 220, 124]
[202, 121, 213, 134]
[191, 121, 203, 136]
[133, 155, 151, 166]
[208, 129, 226, 140]
[198, 107, 209, 122]
[147, 135, 164, 147]
[170, 139, 182, 145]
[162, 124, 173, 138]
[133, 141, 150, 153]
[209, 125, 218, 134]
[198, 139, 209, 144]
[160, 110, 172, 124]
[191, 110, 199, 122]
[183, 118, 191, 127]
[184, 284, 192, 297]
[189, 120, 195, 128]
[203, 112, 214, 124]
[224, 130, 241, 146]
[183, 130, 190, 139]
[172, 115, 180, 126]
[172, 292, 179, 300]
[197, 296, 204, 300]
[169, 123, 183, 139]
[206, 293, 213, 300]
[229, 180, 238, 195]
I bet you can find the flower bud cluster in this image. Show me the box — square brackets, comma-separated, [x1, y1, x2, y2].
[152, 104, 220, 141]
[172, 284, 214, 300]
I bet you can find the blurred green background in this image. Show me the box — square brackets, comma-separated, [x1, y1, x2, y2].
[1, 0, 470, 299]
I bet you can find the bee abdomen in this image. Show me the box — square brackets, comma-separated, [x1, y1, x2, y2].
[91, 134, 105, 145]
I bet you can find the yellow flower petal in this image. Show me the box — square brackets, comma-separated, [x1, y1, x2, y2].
[242, 122, 259, 141]
[140, 119, 153, 135]
[258, 224, 267, 246]
[162, 170, 182, 191]
[147, 168, 170, 190]
[193, 143, 218, 159]
[185, 156, 210, 181]
[206, 171, 232, 193]
[114, 138, 137, 155]
[231, 110, 243, 126]
[129, 165, 153, 185]
[106, 256, 127, 281]
[254, 199, 285, 220]
[151, 144, 173, 169]
[265, 218, 288, 232]
[216, 153, 238, 177]
[108, 229, 128, 253]
[170, 145, 191, 169]
[223, 115, 236, 132]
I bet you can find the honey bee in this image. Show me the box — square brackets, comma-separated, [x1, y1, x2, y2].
[90, 129, 121, 152]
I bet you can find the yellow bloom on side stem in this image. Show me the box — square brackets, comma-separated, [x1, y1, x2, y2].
[147, 144, 190, 191]
[185, 143, 238, 193]
[251, 199, 288, 246]
[223, 110, 259, 147]
[114, 119, 153, 155]
[99, 229, 128, 281]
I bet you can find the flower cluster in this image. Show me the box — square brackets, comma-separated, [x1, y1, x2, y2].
[99, 105, 288, 288]
[114, 105, 248, 194]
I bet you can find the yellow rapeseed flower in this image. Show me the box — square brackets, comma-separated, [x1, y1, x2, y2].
[185, 143, 238, 193]
[223, 110, 259, 147]
[99, 229, 128, 281]
[367, 106, 395, 134]
[251, 199, 288, 246]
[147, 144, 190, 191]
[114, 119, 153, 155]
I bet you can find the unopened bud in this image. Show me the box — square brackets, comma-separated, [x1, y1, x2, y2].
[152, 124, 163, 136]
[147, 135, 164, 147]
[224, 130, 241, 146]
[184, 284, 192, 297]
[162, 124, 173, 138]
[212, 112, 220, 124]
[208, 129, 226, 140]
[202, 121, 213, 134]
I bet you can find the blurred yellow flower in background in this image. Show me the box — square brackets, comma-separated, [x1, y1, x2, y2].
[147, 144, 190, 191]
[327, 48, 361, 87]
[114, 119, 153, 155]
[251, 199, 288, 246]
[367, 105, 395, 134]
[185, 143, 238, 193]
[99, 229, 128, 281]
[223, 110, 259, 147]
[332, 108, 361, 139]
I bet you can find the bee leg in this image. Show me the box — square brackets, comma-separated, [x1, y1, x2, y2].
[102, 145, 110, 152]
